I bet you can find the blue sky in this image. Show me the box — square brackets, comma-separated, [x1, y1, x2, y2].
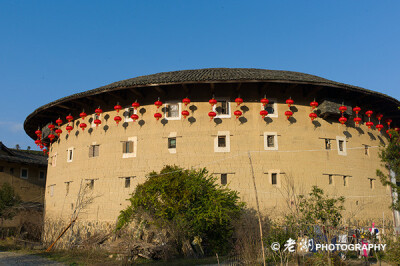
[0, 1, 399, 149]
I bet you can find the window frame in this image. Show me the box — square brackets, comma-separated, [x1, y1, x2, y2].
[336, 136, 347, 156]
[163, 102, 182, 120]
[212, 98, 231, 119]
[260, 98, 278, 118]
[91, 113, 102, 128]
[264, 132, 278, 151]
[124, 107, 138, 123]
[20, 168, 29, 179]
[214, 131, 230, 153]
[125, 177, 131, 188]
[122, 137, 137, 158]
[268, 170, 281, 187]
[89, 144, 100, 158]
[221, 173, 227, 185]
[67, 147, 74, 162]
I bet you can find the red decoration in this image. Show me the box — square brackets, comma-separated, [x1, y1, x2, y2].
[48, 134, 55, 143]
[95, 107, 103, 116]
[366, 121, 374, 129]
[66, 115, 74, 123]
[286, 98, 294, 107]
[35, 129, 42, 138]
[80, 112, 87, 120]
[260, 110, 268, 119]
[181, 110, 190, 119]
[365, 110, 373, 117]
[261, 98, 269, 106]
[285, 110, 293, 120]
[310, 101, 319, 110]
[94, 119, 101, 127]
[182, 98, 191, 106]
[43, 149, 48, 156]
[234, 110, 242, 119]
[154, 112, 162, 120]
[34, 139, 41, 146]
[235, 97, 243, 106]
[154, 100, 163, 109]
[80, 123, 87, 131]
[66, 125, 73, 133]
[339, 117, 347, 125]
[114, 104, 122, 113]
[130, 114, 139, 122]
[56, 118, 63, 126]
[339, 106, 347, 113]
[353, 106, 361, 114]
[48, 124, 55, 131]
[132, 101, 140, 110]
[309, 113, 317, 121]
[209, 98, 217, 107]
[114, 116, 122, 125]
[208, 111, 216, 120]
[376, 124, 384, 131]
[387, 129, 393, 138]
[354, 117, 362, 125]
[55, 128, 62, 136]
[376, 114, 383, 121]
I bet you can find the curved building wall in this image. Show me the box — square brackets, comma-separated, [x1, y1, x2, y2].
[43, 83, 394, 229]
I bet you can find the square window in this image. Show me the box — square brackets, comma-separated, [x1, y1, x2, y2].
[128, 107, 135, 117]
[271, 173, 277, 185]
[122, 141, 134, 154]
[325, 139, 331, 150]
[39, 171, 46, 180]
[168, 137, 176, 149]
[267, 135, 275, 147]
[216, 100, 229, 115]
[124, 107, 138, 122]
[336, 137, 347, 156]
[221, 174, 227, 185]
[20, 168, 28, 179]
[166, 103, 179, 118]
[218, 136, 226, 147]
[125, 177, 131, 188]
[89, 145, 99, 158]
[260, 99, 278, 118]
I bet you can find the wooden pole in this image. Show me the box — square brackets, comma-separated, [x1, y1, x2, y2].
[46, 217, 77, 252]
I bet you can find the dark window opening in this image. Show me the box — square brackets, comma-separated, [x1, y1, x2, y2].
[221, 174, 227, 185]
[122, 141, 134, 154]
[166, 104, 179, 118]
[10, 168, 14, 174]
[267, 135, 275, 147]
[39, 171, 46, 180]
[271, 173, 277, 185]
[216, 100, 229, 115]
[89, 145, 99, 158]
[87, 180, 94, 190]
[264, 101, 275, 114]
[325, 139, 331, 150]
[329, 175, 333, 185]
[338, 140, 344, 152]
[125, 177, 131, 188]
[218, 136, 226, 147]
[364, 145, 369, 156]
[343, 176, 347, 186]
[168, 138, 176, 149]
[21, 169, 28, 179]
[0, 166, 3, 172]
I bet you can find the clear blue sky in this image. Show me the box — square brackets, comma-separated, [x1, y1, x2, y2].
[1, 1, 399, 149]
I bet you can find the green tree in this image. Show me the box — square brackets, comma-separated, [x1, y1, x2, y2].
[117, 165, 244, 254]
[0, 182, 21, 222]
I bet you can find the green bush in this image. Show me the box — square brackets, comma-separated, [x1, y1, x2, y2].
[0, 182, 21, 222]
[117, 166, 245, 254]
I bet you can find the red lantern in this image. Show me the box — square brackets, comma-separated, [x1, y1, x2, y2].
[339, 117, 347, 125]
[39, 144, 44, 150]
[387, 129, 393, 138]
[234, 110, 242, 119]
[209, 98, 217, 107]
[286, 98, 294, 107]
[80, 112, 87, 120]
[130, 114, 139, 122]
[182, 98, 191, 106]
[365, 110, 373, 117]
[353, 106, 361, 114]
[154, 112, 162, 120]
[339, 106, 347, 113]
[154, 100, 163, 109]
[235, 97, 243, 106]
[55, 128, 62, 136]
[285, 110, 293, 119]
[386, 119, 392, 127]
[309, 113, 317, 121]
[208, 111, 216, 120]
[132, 101, 140, 110]
[56, 118, 63, 126]
[310, 101, 319, 110]
[95, 107, 103, 116]
[261, 98, 269, 107]
[376, 124, 384, 131]
[48, 124, 55, 131]
[34, 139, 41, 146]
[35, 129, 42, 138]
[181, 110, 189, 119]
[48, 134, 55, 143]
[260, 110, 268, 119]
[114, 116, 122, 125]
[66, 125, 73, 133]
[43, 149, 48, 155]
[114, 104, 122, 113]
[354, 117, 362, 125]
[66, 115, 73, 123]
[366, 121, 374, 129]
[376, 114, 383, 121]
[80, 123, 87, 131]
[94, 119, 101, 127]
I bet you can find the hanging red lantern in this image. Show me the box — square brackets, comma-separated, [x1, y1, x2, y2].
[339, 116, 347, 125]
[114, 104, 122, 113]
[376, 114, 383, 121]
[339, 106, 347, 113]
[35, 129, 42, 138]
[182, 98, 191, 106]
[285, 110, 293, 119]
[365, 110, 373, 117]
[366, 121, 374, 129]
[80, 123, 87, 131]
[34, 139, 41, 146]
[56, 118, 63, 126]
[387, 129, 393, 138]
[43, 149, 48, 156]
[39, 144, 44, 150]
[80, 111, 87, 120]
[353, 106, 361, 114]
[310, 101, 319, 110]
[66, 125, 73, 133]
[48, 124, 55, 131]
[286, 98, 294, 107]
[235, 97, 243, 106]
[234, 110, 242, 119]
[114, 116, 122, 125]
[208, 111, 216, 120]
[95, 107, 103, 116]
[260, 110, 268, 119]
[130, 114, 139, 122]
[376, 124, 384, 131]
[66, 115, 73, 123]
[181, 110, 190, 119]
[154, 100, 163, 109]
[353, 117, 362, 125]
[154, 112, 162, 120]
[209, 98, 217, 107]
[309, 113, 317, 121]
[94, 119, 101, 127]
[261, 98, 269, 107]
[48, 134, 55, 143]
[132, 101, 140, 110]
[55, 128, 62, 137]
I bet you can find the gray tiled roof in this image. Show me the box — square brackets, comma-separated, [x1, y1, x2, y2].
[0, 142, 47, 166]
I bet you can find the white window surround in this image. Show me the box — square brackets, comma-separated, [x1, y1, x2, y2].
[268, 170, 281, 187]
[260, 98, 278, 118]
[122, 136, 137, 158]
[263, 132, 278, 151]
[20, 168, 28, 179]
[48, 184, 55, 197]
[163, 102, 182, 120]
[214, 131, 230, 153]
[51, 153, 57, 167]
[67, 147, 74, 163]
[124, 107, 138, 122]
[336, 136, 347, 156]
[212, 98, 231, 119]
[91, 113, 102, 127]
[168, 132, 177, 154]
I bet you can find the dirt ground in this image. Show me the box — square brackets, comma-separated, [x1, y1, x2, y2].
[0, 251, 64, 266]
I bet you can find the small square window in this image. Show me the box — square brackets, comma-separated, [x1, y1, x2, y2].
[168, 138, 176, 149]
[166, 103, 179, 118]
[128, 107, 135, 117]
[216, 100, 229, 115]
[218, 136, 226, 148]
[221, 174, 227, 185]
[325, 139, 331, 150]
[20, 168, 28, 179]
[125, 177, 131, 188]
[265, 100, 275, 115]
[336, 137, 347, 156]
[271, 173, 277, 185]
[267, 135, 275, 148]
[89, 145, 99, 158]
[328, 175, 333, 185]
[39, 171, 46, 180]
[122, 141, 134, 154]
